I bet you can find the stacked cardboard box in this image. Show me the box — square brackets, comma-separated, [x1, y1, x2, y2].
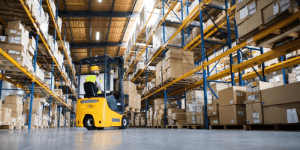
[186, 90, 212, 125]
[156, 49, 194, 85]
[54, 89, 63, 99]
[245, 81, 273, 124]
[153, 99, 165, 126]
[124, 81, 141, 110]
[207, 102, 219, 125]
[1, 99, 12, 125]
[236, 0, 298, 39]
[65, 111, 70, 127]
[167, 108, 186, 125]
[218, 86, 247, 125]
[289, 67, 300, 84]
[135, 113, 141, 126]
[210, 83, 231, 103]
[3, 96, 24, 126]
[261, 82, 300, 124]
[24, 97, 46, 127]
[130, 112, 135, 126]
[140, 113, 146, 126]
[147, 106, 153, 126]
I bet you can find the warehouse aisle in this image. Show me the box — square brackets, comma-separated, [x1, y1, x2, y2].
[0, 128, 299, 150]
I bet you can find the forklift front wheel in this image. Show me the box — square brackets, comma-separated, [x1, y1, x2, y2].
[84, 116, 97, 130]
[119, 116, 128, 129]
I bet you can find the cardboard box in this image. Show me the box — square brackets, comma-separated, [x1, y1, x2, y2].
[0, 36, 7, 43]
[246, 103, 263, 124]
[219, 105, 246, 125]
[218, 86, 247, 107]
[236, 0, 254, 11]
[246, 91, 262, 104]
[165, 49, 183, 60]
[24, 98, 43, 114]
[1, 107, 12, 125]
[172, 113, 186, 120]
[261, 82, 300, 106]
[4, 95, 22, 105]
[2, 104, 22, 114]
[246, 81, 273, 92]
[235, 0, 258, 25]
[0, 100, 2, 110]
[196, 114, 205, 125]
[257, 0, 274, 10]
[207, 103, 218, 116]
[162, 58, 182, 72]
[210, 116, 219, 125]
[238, 10, 263, 38]
[156, 61, 162, 85]
[123, 81, 137, 94]
[187, 90, 213, 100]
[175, 120, 187, 125]
[164, 65, 183, 80]
[168, 108, 185, 118]
[262, 0, 298, 24]
[263, 102, 300, 124]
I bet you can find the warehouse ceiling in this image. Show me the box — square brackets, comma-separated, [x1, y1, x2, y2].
[58, 0, 144, 62]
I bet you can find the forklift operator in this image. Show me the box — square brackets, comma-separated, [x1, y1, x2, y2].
[85, 66, 103, 94]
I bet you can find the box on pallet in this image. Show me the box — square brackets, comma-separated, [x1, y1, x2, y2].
[207, 103, 218, 117]
[1, 107, 12, 125]
[246, 103, 263, 124]
[219, 105, 247, 125]
[218, 86, 246, 106]
[261, 82, 300, 106]
[263, 102, 300, 124]
[210, 116, 219, 125]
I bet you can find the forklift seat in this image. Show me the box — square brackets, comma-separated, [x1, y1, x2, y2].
[84, 82, 98, 98]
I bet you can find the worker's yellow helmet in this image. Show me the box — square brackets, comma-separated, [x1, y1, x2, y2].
[91, 66, 100, 72]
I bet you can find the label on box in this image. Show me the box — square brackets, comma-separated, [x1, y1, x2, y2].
[297, 76, 300, 81]
[238, 111, 244, 115]
[253, 118, 260, 123]
[10, 30, 17, 34]
[213, 112, 216, 115]
[236, 92, 243, 96]
[237, 0, 243, 4]
[230, 100, 233, 104]
[231, 119, 234, 123]
[280, 0, 290, 12]
[248, 3, 256, 15]
[274, 76, 280, 82]
[0, 36, 6, 42]
[252, 113, 260, 119]
[213, 120, 218, 124]
[240, 6, 249, 20]
[209, 106, 213, 110]
[273, 2, 279, 15]
[287, 108, 298, 123]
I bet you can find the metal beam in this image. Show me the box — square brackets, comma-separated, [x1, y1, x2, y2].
[117, 0, 138, 56]
[58, 11, 139, 18]
[71, 42, 128, 48]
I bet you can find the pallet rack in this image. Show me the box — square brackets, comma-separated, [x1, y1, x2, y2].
[0, 0, 76, 129]
[124, 0, 300, 129]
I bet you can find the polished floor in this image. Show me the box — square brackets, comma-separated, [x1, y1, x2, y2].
[0, 127, 299, 150]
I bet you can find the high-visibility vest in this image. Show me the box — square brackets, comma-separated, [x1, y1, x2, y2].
[85, 75, 102, 94]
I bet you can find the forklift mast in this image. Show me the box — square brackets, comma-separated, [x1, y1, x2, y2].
[76, 55, 125, 113]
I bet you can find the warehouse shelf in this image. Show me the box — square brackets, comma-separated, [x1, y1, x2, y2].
[0, 48, 70, 109]
[127, 0, 300, 129]
[44, 0, 76, 83]
[19, 0, 76, 97]
[141, 8, 300, 100]
[124, 1, 179, 77]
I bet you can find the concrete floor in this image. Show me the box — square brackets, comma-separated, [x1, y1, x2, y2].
[0, 128, 299, 150]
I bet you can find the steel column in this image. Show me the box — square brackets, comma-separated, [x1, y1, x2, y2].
[281, 56, 287, 84]
[260, 47, 267, 82]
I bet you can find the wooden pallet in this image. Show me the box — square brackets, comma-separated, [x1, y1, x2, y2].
[248, 124, 300, 131]
[209, 125, 248, 130]
[153, 125, 165, 129]
[0, 125, 15, 130]
[166, 125, 187, 129]
[124, 106, 141, 113]
[146, 125, 153, 128]
[187, 125, 204, 129]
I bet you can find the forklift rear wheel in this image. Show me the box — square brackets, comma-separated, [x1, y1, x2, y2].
[119, 116, 128, 129]
[84, 116, 97, 130]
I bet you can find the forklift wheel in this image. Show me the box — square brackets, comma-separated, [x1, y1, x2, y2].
[84, 116, 97, 130]
[119, 116, 128, 129]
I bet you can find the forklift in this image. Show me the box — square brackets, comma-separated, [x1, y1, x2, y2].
[76, 55, 128, 130]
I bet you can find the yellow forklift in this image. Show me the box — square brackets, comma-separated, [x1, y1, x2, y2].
[76, 55, 128, 130]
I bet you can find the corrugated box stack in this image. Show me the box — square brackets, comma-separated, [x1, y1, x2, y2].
[236, 0, 298, 39]
[218, 86, 247, 125]
[45, 103, 58, 128]
[24, 97, 47, 127]
[168, 108, 186, 126]
[147, 106, 153, 126]
[156, 49, 194, 86]
[153, 99, 165, 126]
[186, 90, 212, 126]
[0, 21, 34, 73]
[124, 81, 141, 110]
[288, 66, 300, 84]
[261, 82, 300, 124]
[245, 81, 272, 124]
[135, 113, 141, 127]
[3, 96, 24, 126]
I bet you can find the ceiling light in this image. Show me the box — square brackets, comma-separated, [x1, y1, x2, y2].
[96, 31, 100, 40]
[98, 0, 102, 3]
